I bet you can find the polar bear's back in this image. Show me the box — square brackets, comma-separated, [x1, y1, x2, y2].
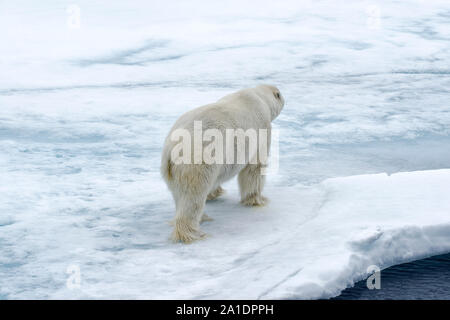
[161, 85, 281, 186]
[170, 88, 272, 135]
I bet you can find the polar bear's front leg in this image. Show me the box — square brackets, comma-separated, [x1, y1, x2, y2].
[238, 164, 268, 206]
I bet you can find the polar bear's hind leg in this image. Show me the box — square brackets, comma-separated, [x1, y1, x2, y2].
[171, 194, 207, 243]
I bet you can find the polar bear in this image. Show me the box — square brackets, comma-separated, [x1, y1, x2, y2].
[161, 84, 285, 243]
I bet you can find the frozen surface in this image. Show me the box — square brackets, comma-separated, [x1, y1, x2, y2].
[0, 0, 449, 299]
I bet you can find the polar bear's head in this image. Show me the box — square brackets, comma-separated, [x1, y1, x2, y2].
[254, 84, 285, 121]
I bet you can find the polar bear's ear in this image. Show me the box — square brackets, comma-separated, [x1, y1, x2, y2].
[274, 92, 281, 100]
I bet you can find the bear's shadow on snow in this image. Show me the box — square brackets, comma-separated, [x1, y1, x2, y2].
[94, 190, 271, 249]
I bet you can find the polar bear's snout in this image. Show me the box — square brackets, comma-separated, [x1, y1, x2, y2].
[161, 84, 284, 243]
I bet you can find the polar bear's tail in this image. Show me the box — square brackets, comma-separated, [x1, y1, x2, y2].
[165, 160, 173, 180]
[161, 148, 173, 181]
[161, 158, 172, 181]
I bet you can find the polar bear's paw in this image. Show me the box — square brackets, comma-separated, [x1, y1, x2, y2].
[200, 213, 213, 223]
[241, 194, 268, 207]
[171, 221, 207, 244]
[207, 186, 225, 201]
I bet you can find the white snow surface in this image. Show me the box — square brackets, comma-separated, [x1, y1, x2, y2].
[0, 0, 449, 299]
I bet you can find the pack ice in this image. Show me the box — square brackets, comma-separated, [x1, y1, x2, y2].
[0, 0, 449, 299]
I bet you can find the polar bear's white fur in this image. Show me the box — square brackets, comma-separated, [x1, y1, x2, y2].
[161, 85, 285, 243]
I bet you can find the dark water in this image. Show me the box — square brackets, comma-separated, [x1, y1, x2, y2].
[333, 253, 450, 300]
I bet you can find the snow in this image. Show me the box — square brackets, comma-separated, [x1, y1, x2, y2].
[0, 0, 449, 299]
